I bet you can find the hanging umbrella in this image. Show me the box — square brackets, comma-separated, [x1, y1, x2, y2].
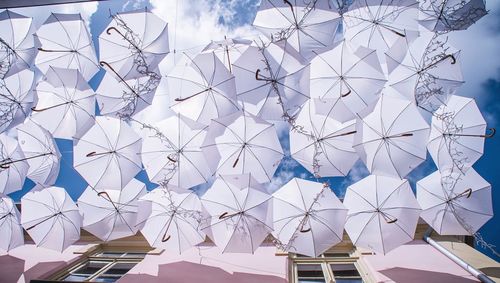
[202, 111, 284, 183]
[428, 95, 493, 171]
[344, 175, 421, 255]
[73, 116, 142, 190]
[0, 196, 24, 251]
[0, 10, 36, 78]
[99, 8, 169, 81]
[141, 113, 211, 189]
[17, 120, 61, 190]
[310, 40, 387, 115]
[34, 13, 99, 81]
[417, 168, 492, 235]
[290, 100, 358, 178]
[353, 95, 430, 179]
[419, 0, 487, 32]
[78, 178, 146, 242]
[272, 178, 347, 257]
[0, 69, 35, 134]
[201, 37, 251, 73]
[168, 52, 239, 125]
[253, 0, 342, 59]
[0, 134, 28, 195]
[232, 42, 310, 121]
[200, 174, 273, 253]
[31, 67, 95, 140]
[21, 186, 82, 252]
[387, 32, 463, 112]
[137, 188, 205, 254]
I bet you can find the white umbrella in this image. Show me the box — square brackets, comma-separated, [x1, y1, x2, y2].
[232, 42, 310, 121]
[290, 100, 358, 178]
[0, 10, 36, 78]
[202, 111, 284, 183]
[310, 40, 387, 115]
[168, 52, 239, 125]
[35, 13, 99, 81]
[201, 37, 251, 73]
[73, 116, 142, 190]
[344, 175, 421, 254]
[17, 120, 61, 190]
[417, 168, 493, 235]
[253, 0, 342, 59]
[419, 0, 487, 32]
[353, 95, 430, 179]
[31, 67, 95, 140]
[137, 188, 205, 254]
[272, 178, 347, 257]
[21, 186, 82, 252]
[0, 196, 24, 251]
[99, 8, 169, 81]
[0, 134, 28, 195]
[78, 178, 146, 242]
[201, 174, 273, 253]
[428, 95, 493, 171]
[0, 68, 35, 134]
[141, 113, 211, 189]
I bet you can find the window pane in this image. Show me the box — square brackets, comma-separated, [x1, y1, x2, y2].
[103, 262, 137, 275]
[94, 276, 121, 283]
[123, 252, 147, 258]
[330, 264, 363, 283]
[62, 274, 88, 281]
[72, 261, 108, 275]
[96, 252, 125, 258]
[297, 264, 325, 283]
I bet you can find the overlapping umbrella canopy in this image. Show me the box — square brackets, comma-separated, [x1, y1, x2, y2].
[0, 196, 24, 251]
[419, 0, 488, 32]
[0, 134, 28, 195]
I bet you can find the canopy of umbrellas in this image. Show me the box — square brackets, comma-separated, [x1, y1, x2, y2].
[0, 0, 495, 257]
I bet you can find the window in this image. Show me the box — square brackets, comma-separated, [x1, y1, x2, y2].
[292, 253, 365, 283]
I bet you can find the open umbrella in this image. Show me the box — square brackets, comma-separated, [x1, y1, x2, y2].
[0, 196, 24, 251]
[272, 178, 347, 257]
[0, 10, 36, 78]
[73, 116, 142, 190]
[201, 174, 273, 253]
[253, 0, 342, 59]
[137, 188, 205, 254]
[31, 67, 95, 140]
[344, 175, 421, 254]
[21, 186, 82, 252]
[34, 13, 99, 81]
[417, 168, 493, 235]
[428, 95, 493, 171]
[141, 113, 211, 189]
[353, 95, 430, 179]
[168, 52, 239, 125]
[419, 0, 487, 32]
[202, 111, 284, 183]
[201, 37, 251, 73]
[78, 178, 146, 242]
[0, 69, 35, 134]
[0, 134, 28, 195]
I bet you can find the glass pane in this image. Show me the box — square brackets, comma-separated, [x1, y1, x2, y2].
[103, 262, 137, 275]
[323, 253, 350, 258]
[96, 252, 125, 258]
[334, 280, 363, 283]
[297, 264, 325, 282]
[330, 264, 363, 283]
[94, 276, 121, 283]
[62, 274, 88, 281]
[123, 252, 147, 258]
[72, 261, 108, 275]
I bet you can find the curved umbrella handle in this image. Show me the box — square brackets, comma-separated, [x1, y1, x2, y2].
[0, 164, 10, 169]
[167, 155, 177, 163]
[106, 26, 124, 37]
[386, 218, 398, 224]
[97, 191, 112, 201]
[219, 212, 230, 220]
[255, 69, 264, 81]
[447, 54, 456, 64]
[464, 188, 472, 198]
[300, 227, 311, 233]
[162, 233, 171, 242]
[485, 128, 496, 138]
[341, 88, 351, 98]
[86, 151, 97, 157]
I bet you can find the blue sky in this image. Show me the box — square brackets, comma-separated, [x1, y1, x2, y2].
[7, 0, 499, 261]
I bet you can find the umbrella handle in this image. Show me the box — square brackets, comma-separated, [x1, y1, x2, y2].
[38, 47, 77, 53]
[300, 227, 311, 233]
[485, 128, 496, 138]
[0, 164, 10, 169]
[167, 155, 177, 163]
[162, 233, 171, 242]
[464, 188, 472, 198]
[97, 191, 111, 201]
[232, 157, 239, 168]
[219, 212, 230, 220]
[386, 218, 398, 224]
[255, 69, 268, 81]
[341, 89, 351, 98]
[446, 54, 456, 64]
[86, 151, 97, 157]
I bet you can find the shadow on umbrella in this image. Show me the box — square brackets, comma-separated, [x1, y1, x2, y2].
[379, 267, 478, 283]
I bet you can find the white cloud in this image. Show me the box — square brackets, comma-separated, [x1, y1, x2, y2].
[10, 2, 98, 28]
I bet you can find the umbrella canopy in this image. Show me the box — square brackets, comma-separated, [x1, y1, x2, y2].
[17, 120, 61, 190]
[168, 52, 239, 125]
[74, 116, 142, 190]
[99, 8, 169, 81]
[253, 0, 342, 59]
[201, 174, 273, 253]
[272, 178, 347, 257]
[201, 37, 251, 73]
[417, 168, 493, 235]
[0, 134, 28, 195]
[202, 111, 284, 183]
[21, 186, 82, 252]
[419, 0, 487, 32]
[0, 196, 24, 251]
[137, 188, 205, 254]
[0, 10, 36, 78]
[78, 178, 146, 242]
[31, 67, 95, 140]
[310, 40, 386, 115]
[290, 100, 358, 177]
[353, 95, 430, 179]
[232, 42, 310, 121]
[141, 113, 211, 189]
[34, 13, 99, 81]
[428, 95, 491, 171]
[0, 68, 35, 134]
[344, 175, 421, 254]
